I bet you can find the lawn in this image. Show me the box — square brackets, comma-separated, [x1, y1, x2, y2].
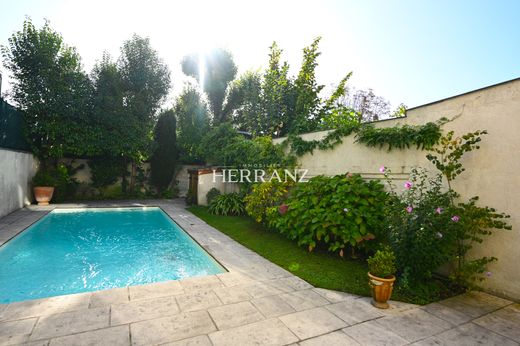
[188, 206, 371, 297]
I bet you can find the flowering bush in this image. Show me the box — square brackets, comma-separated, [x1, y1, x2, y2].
[271, 174, 388, 254]
[244, 180, 293, 225]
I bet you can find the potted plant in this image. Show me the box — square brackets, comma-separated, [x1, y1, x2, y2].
[32, 169, 56, 206]
[367, 247, 397, 309]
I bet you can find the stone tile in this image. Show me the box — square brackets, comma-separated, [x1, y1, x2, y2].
[251, 294, 295, 318]
[213, 286, 252, 304]
[179, 275, 224, 291]
[0, 293, 91, 321]
[176, 291, 222, 312]
[343, 320, 408, 346]
[276, 276, 313, 291]
[161, 335, 212, 346]
[421, 302, 473, 325]
[216, 272, 256, 287]
[209, 318, 298, 346]
[279, 307, 347, 340]
[312, 288, 360, 303]
[413, 322, 518, 346]
[355, 297, 417, 317]
[473, 303, 520, 341]
[20, 340, 50, 346]
[374, 308, 452, 342]
[111, 296, 179, 325]
[325, 298, 383, 325]
[130, 310, 217, 346]
[208, 301, 264, 330]
[244, 283, 284, 299]
[48, 325, 130, 346]
[30, 307, 109, 340]
[0, 318, 37, 346]
[89, 287, 129, 308]
[439, 291, 512, 318]
[280, 289, 329, 311]
[299, 331, 360, 345]
[129, 280, 184, 301]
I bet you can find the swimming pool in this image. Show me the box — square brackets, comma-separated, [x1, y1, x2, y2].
[0, 207, 225, 303]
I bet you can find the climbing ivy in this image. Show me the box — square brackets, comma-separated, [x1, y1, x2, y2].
[285, 118, 447, 156]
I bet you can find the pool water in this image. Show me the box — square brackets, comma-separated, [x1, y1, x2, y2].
[0, 207, 225, 303]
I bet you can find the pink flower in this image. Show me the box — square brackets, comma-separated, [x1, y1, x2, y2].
[406, 206, 413, 213]
[278, 204, 289, 215]
[451, 215, 460, 222]
[435, 207, 443, 214]
[486, 271, 492, 277]
[379, 166, 386, 173]
[404, 181, 413, 190]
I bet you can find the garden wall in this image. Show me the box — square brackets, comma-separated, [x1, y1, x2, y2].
[274, 78, 520, 301]
[0, 148, 38, 218]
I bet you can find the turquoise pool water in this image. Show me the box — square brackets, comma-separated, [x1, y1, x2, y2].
[0, 207, 225, 303]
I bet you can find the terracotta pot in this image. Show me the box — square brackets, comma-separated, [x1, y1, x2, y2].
[33, 186, 55, 206]
[368, 272, 396, 309]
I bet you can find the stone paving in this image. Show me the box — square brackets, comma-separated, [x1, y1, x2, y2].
[0, 200, 519, 346]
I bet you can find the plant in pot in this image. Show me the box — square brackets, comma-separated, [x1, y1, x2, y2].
[367, 247, 397, 309]
[32, 169, 57, 206]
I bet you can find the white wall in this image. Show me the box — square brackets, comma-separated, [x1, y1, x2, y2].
[0, 149, 38, 218]
[274, 78, 520, 300]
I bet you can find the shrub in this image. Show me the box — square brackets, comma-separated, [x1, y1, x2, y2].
[89, 157, 125, 188]
[244, 179, 293, 224]
[272, 174, 388, 254]
[208, 193, 245, 216]
[33, 163, 79, 202]
[185, 189, 197, 206]
[150, 110, 178, 192]
[32, 169, 57, 187]
[206, 188, 221, 205]
[367, 247, 396, 278]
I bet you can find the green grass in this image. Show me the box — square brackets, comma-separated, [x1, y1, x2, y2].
[187, 206, 371, 297]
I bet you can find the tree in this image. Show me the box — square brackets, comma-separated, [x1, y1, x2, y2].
[175, 84, 210, 163]
[181, 48, 237, 124]
[223, 71, 262, 134]
[1, 18, 95, 163]
[150, 110, 178, 192]
[117, 34, 171, 191]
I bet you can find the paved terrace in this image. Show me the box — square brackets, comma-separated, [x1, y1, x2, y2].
[0, 200, 518, 346]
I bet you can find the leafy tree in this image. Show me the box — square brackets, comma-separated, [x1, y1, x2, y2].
[1, 18, 95, 163]
[223, 71, 262, 133]
[150, 109, 178, 192]
[181, 48, 237, 124]
[175, 84, 210, 163]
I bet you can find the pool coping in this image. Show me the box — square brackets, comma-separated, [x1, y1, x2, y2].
[0, 199, 517, 346]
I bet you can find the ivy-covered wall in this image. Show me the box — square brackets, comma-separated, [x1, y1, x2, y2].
[274, 78, 520, 301]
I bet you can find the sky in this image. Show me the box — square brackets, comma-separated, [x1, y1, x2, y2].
[0, 0, 519, 109]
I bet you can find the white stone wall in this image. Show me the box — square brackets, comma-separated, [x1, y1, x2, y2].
[0, 149, 38, 218]
[274, 78, 520, 300]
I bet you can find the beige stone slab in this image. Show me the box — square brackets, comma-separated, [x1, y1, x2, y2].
[111, 295, 179, 325]
[413, 322, 518, 346]
[312, 288, 360, 303]
[208, 301, 264, 330]
[421, 302, 473, 325]
[279, 307, 347, 340]
[299, 331, 360, 346]
[0, 293, 91, 321]
[473, 303, 520, 341]
[89, 287, 129, 308]
[161, 335, 212, 346]
[439, 291, 512, 318]
[176, 291, 222, 312]
[179, 275, 224, 291]
[130, 310, 216, 346]
[213, 286, 252, 304]
[251, 294, 295, 318]
[275, 276, 313, 291]
[216, 272, 256, 287]
[280, 289, 329, 312]
[129, 280, 184, 301]
[343, 320, 408, 346]
[374, 308, 452, 342]
[209, 318, 298, 346]
[0, 318, 37, 345]
[30, 307, 110, 340]
[244, 283, 283, 299]
[20, 340, 51, 346]
[325, 299, 384, 325]
[48, 325, 130, 346]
